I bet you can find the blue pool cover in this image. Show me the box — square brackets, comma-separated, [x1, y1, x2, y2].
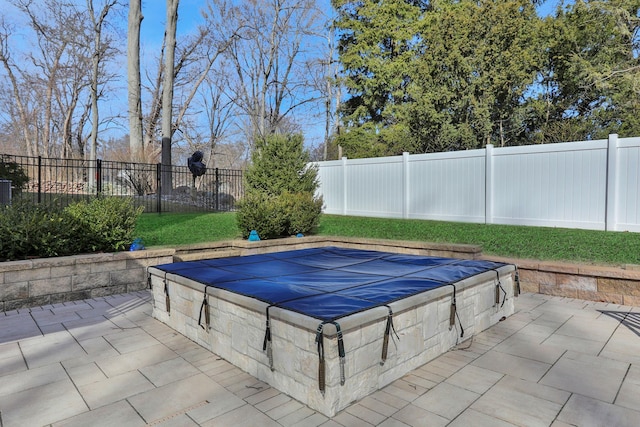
[154, 246, 508, 323]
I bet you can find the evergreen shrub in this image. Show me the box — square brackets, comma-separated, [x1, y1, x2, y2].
[64, 197, 144, 252]
[0, 156, 29, 193]
[236, 134, 323, 239]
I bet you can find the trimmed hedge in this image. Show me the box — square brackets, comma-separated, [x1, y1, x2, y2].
[236, 191, 323, 239]
[0, 197, 143, 261]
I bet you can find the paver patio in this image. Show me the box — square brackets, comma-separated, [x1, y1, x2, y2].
[1, 291, 640, 426]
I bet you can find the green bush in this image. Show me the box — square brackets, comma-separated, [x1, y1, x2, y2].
[64, 197, 144, 252]
[236, 133, 323, 239]
[0, 197, 143, 261]
[279, 191, 323, 236]
[0, 156, 29, 194]
[236, 192, 286, 239]
[236, 191, 324, 239]
[0, 200, 80, 260]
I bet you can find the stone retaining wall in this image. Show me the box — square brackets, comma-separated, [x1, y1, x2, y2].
[485, 256, 640, 306]
[0, 249, 174, 312]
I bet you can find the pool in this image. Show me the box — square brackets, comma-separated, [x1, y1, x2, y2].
[148, 245, 517, 416]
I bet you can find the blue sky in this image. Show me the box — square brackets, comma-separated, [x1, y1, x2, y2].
[0, 0, 567, 153]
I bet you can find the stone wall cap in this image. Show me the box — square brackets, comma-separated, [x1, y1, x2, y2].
[0, 259, 33, 272]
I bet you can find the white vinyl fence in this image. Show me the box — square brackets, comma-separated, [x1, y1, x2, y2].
[315, 134, 640, 232]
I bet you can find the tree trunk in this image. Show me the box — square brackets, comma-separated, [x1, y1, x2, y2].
[161, 0, 179, 192]
[88, 0, 116, 189]
[128, 0, 144, 161]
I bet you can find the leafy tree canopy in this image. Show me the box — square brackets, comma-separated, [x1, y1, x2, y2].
[331, 0, 640, 157]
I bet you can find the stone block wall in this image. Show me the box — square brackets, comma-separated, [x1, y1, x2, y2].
[149, 263, 516, 417]
[484, 256, 640, 306]
[0, 249, 174, 312]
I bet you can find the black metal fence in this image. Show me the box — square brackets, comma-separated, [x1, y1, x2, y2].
[0, 154, 244, 213]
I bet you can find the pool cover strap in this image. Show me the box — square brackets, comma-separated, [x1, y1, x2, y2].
[449, 285, 464, 338]
[315, 324, 326, 395]
[495, 271, 507, 308]
[263, 306, 274, 371]
[514, 268, 521, 296]
[381, 306, 400, 365]
[198, 288, 211, 331]
[164, 274, 170, 314]
[315, 321, 346, 396]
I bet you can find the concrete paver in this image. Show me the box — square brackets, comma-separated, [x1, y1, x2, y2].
[615, 364, 640, 412]
[471, 375, 570, 426]
[2, 291, 640, 426]
[557, 394, 640, 427]
[0, 378, 87, 426]
[540, 350, 629, 403]
[412, 382, 479, 420]
[471, 348, 552, 382]
[51, 400, 146, 427]
[390, 404, 448, 427]
[448, 409, 517, 427]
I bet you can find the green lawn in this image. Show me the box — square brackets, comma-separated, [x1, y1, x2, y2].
[135, 212, 640, 265]
[135, 212, 240, 246]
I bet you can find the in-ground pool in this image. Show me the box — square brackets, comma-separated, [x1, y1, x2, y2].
[148, 245, 517, 416]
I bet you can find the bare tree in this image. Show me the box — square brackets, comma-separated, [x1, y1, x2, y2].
[17, 0, 78, 157]
[205, 0, 327, 150]
[0, 19, 38, 156]
[0, 0, 122, 162]
[141, 9, 235, 169]
[161, 0, 179, 190]
[87, 0, 118, 178]
[127, 0, 144, 160]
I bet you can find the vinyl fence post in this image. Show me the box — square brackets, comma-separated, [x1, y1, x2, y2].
[485, 144, 494, 224]
[605, 134, 619, 231]
[402, 152, 409, 219]
[342, 156, 348, 216]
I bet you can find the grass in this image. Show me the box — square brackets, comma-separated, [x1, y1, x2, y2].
[135, 212, 640, 265]
[135, 212, 240, 246]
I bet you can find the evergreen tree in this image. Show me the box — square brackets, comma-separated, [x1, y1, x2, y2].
[332, 0, 640, 155]
[527, 0, 640, 143]
[332, 0, 428, 156]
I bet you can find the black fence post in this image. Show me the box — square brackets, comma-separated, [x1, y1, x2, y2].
[37, 155, 42, 204]
[215, 168, 220, 211]
[96, 159, 102, 195]
[156, 163, 162, 213]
